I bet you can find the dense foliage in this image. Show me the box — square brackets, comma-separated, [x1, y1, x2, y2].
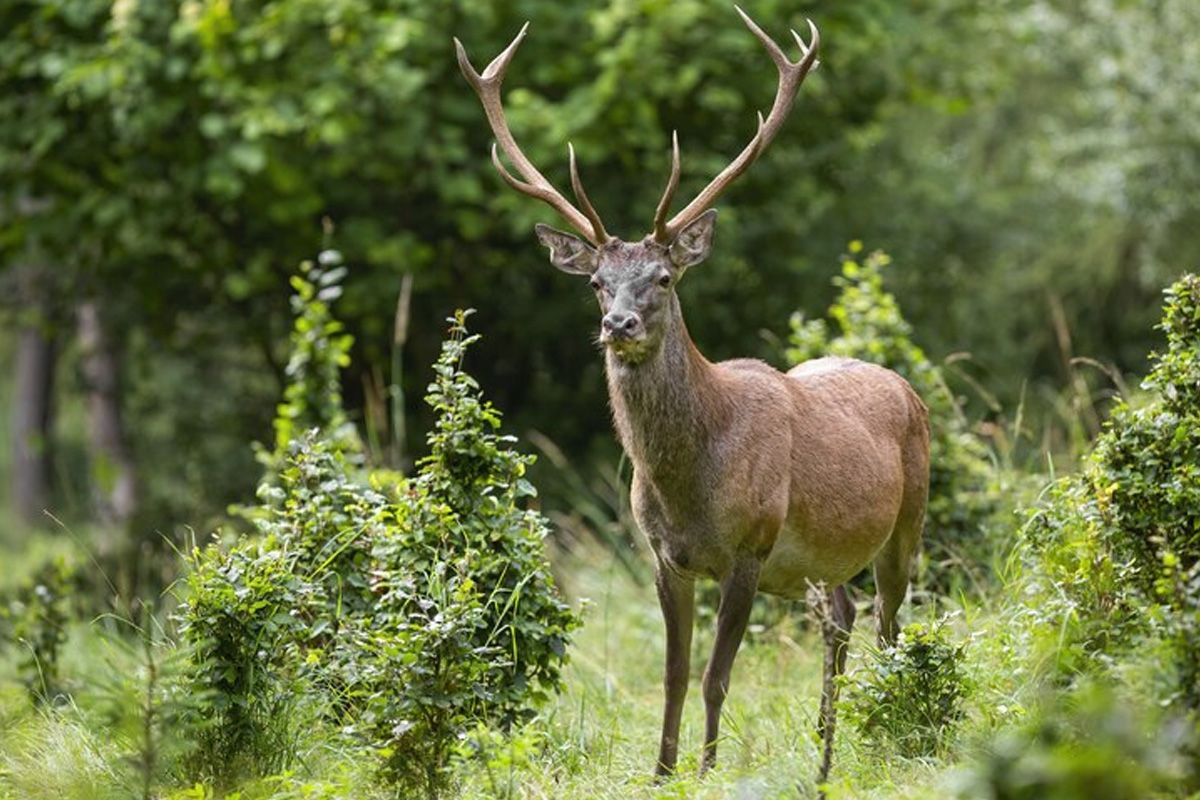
[841, 617, 969, 758]
[998, 275, 1200, 798]
[5, 0, 1199, 538]
[1027, 275, 1200, 676]
[949, 688, 1193, 800]
[180, 286, 578, 795]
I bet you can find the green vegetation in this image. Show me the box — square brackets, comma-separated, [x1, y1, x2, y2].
[4, 0, 1197, 540]
[178, 283, 578, 795]
[1025, 275, 1200, 696]
[841, 617, 970, 758]
[3, 1, 1200, 798]
[948, 687, 1193, 800]
[2, 263, 1199, 798]
[0, 555, 76, 703]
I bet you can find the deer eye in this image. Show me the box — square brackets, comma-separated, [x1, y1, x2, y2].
[657, 274, 671, 288]
[589, 278, 602, 292]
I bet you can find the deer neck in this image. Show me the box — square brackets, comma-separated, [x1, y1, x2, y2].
[605, 296, 723, 483]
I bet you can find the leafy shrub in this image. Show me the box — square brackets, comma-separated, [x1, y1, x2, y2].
[787, 246, 998, 587]
[452, 723, 544, 800]
[179, 308, 578, 797]
[1026, 275, 1200, 664]
[842, 617, 970, 757]
[949, 686, 1194, 799]
[179, 252, 376, 776]
[259, 249, 361, 477]
[331, 310, 579, 797]
[179, 516, 317, 778]
[1090, 275, 1200, 586]
[0, 556, 76, 703]
[1154, 555, 1200, 714]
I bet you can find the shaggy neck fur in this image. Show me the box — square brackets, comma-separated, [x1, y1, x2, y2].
[605, 295, 727, 488]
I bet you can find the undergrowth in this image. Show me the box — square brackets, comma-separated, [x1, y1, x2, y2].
[841, 616, 970, 758]
[179, 295, 579, 796]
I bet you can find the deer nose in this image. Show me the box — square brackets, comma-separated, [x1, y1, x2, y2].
[602, 311, 641, 337]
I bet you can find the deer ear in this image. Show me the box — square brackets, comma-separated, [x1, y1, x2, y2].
[535, 224, 597, 275]
[669, 209, 718, 269]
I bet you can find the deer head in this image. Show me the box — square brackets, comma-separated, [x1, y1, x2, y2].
[455, 6, 820, 364]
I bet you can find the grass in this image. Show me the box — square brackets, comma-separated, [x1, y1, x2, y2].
[0, 710, 126, 800]
[0, 543, 944, 798]
[462, 551, 836, 799]
[451, 545, 1035, 800]
[0, 536, 1184, 800]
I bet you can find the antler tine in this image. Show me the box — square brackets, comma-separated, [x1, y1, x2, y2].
[456, 25, 609, 244]
[652, 131, 681, 243]
[490, 143, 564, 204]
[453, 22, 529, 89]
[791, 23, 821, 70]
[568, 143, 610, 243]
[658, 8, 820, 241]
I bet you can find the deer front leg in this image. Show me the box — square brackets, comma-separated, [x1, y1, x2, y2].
[654, 565, 695, 778]
[700, 557, 761, 774]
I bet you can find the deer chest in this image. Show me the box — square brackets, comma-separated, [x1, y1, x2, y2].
[631, 476, 737, 581]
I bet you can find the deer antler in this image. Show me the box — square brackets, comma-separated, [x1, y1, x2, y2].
[455, 25, 611, 245]
[652, 131, 681, 243]
[653, 7, 820, 243]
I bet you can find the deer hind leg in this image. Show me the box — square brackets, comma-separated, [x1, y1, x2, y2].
[815, 584, 855, 791]
[653, 565, 695, 778]
[872, 494, 923, 646]
[699, 558, 761, 774]
[875, 409, 930, 646]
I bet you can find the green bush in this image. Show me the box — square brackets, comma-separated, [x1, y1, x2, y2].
[949, 687, 1194, 799]
[259, 250, 362, 477]
[332, 310, 579, 797]
[841, 617, 970, 757]
[179, 307, 579, 797]
[1026, 274, 1200, 666]
[1154, 556, 1200, 714]
[787, 246, 998, 587]
[179, 506, 320, 778]
[0, 556, 76, 704]
[178, 252, 381, 777]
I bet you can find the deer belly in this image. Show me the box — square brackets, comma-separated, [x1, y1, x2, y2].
[759, 511, 899, 596]
[758, 541, 868, 596]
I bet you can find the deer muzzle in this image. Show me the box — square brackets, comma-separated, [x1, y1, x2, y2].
[601, 310, 643, 341]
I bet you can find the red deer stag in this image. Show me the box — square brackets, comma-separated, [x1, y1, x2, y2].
[456, 7, 930, 783]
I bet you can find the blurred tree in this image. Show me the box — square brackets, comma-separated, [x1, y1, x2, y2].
[8, 265, 57, 525]
[0, 0, 110, 525]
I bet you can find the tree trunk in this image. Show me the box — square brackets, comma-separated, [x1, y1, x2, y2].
[11, 314, 56, 524]
[77, 299, 138, 528]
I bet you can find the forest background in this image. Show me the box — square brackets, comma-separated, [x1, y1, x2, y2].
[5, 0, 1195, 540]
